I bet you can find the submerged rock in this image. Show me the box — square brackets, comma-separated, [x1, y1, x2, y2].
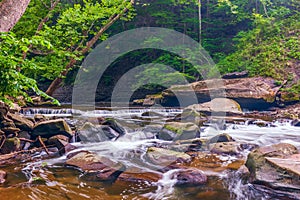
[117, 166, 162, 184]
[32, 119, 73, 138]
[66, 151, 125, 182]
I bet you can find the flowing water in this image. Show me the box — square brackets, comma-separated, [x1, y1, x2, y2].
[2, 108, 300, 200]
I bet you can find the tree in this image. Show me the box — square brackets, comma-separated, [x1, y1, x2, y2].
[45, 0, 135, 95]
[0, 0, 31, 32]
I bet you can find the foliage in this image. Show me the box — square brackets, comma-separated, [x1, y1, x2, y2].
[0, 0, 134, 104]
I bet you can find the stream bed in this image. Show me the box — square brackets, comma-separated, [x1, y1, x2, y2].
[1, 108, 300, 200]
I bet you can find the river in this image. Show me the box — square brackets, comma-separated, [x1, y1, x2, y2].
[1, 108, 300, 200]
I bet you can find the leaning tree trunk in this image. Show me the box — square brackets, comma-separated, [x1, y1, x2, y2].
[0, 0, 31, 32]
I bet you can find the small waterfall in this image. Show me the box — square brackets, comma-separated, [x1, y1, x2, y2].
[21, 107, 182, 118]
[143, 169, 182, 200]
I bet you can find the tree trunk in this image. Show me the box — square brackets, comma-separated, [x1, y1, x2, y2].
[0, 0, 31, 32]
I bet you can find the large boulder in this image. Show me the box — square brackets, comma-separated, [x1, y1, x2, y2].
[32, 119, 73, 138]
[66, 151, 125, 182]
[162, 77, 282, 109]
[158, 122, 200, 141]
[185, 98, 242, 114]
[245, 143, 300, 193]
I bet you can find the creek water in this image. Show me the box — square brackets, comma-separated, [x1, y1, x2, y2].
[1, 108, 300, 200]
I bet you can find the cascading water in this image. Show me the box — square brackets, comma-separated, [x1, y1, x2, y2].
[6, 108, 300, 200]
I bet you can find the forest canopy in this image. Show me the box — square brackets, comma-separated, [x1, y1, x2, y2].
[0, 0, 299, 104]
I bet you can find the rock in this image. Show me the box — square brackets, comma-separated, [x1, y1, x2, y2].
[48, 135, 71, 155]
[162, 77, 281, 109]
[141, 111, 165, 118]
[208, 142, 243, 155]
[142, 94, 162, 106]
[209, 142, 257, 155]
[222, 70, 248, 79]
[146, 147, 191, 166]
[66, 151, 125, 182]
[117, 166, 162, 183]
[186, 152, 246, 171]
[0, 170, 7, 184]
[173, 168, 207, 186]
[102, 118, 126, 137]
[32, 119, 73, 138]
[207, 133, 235, 145]
[18, 131, 31, 150]
[186, 98, 242, 114]
[1, 127, 20, 135]
[0, 137, 21, 154]
[266, 154, 300, 177]
[78, 122, 121, 143]
[132, 99, 144, 106]
[0, 101, 9, 121]
[291, 119, 300, 127]
[7, 113, 34, 131]
[158, 122, 200, 141]
[245, 143, 300, 192]
[34, 114, 47, 123]
[8, 103, 21, 113]
[174, 108, 207, 126]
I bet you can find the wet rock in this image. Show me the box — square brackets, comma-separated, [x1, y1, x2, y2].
[291, 119, 300, 127]
[158, 122, 200, 141]
[186, 152, 246, 171]
[174, 108, 207, 126]
[146, 147, 191, 166]
[141, 111, 165, 118]
[1, 127, 20, 136]
[34, 114, 47, 123]
[173, 168, 207, 186]
[0, 137, 21, 154]
[117, 166, 162, 183]
[186, 98, 242, 114]
[78, 122, 121, 143]
[18, 131, 31, 150]
[32, 119, 73, 138]
[208, 142, 243, 155]
[66, 151, 125, 182]
[102, 118, 126, 137]
[48, 135, 72, 155]
[0, 170, 7, 184]
[207, 133, 235, 145]
[7, 113, 34, 131]
[246, 143, 300, 192]
[266, 154, 300, 177]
